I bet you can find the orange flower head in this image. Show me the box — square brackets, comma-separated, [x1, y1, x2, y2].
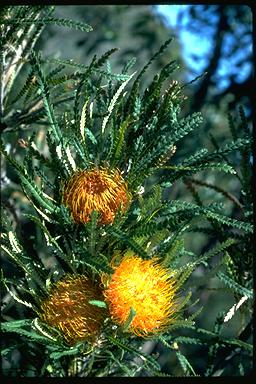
[62, 167, 131, 225]
[103, 255, 179, 337]
[39, 275, 107, 345]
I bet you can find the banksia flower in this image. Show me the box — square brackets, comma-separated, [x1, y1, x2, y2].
[39, 275, 107, 345]
[103, 255, 181, 337]
[62, 167, 131, 225]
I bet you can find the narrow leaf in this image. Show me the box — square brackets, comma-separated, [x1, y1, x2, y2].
[88, 300, 107, 308]
[122, 307, 136, 332]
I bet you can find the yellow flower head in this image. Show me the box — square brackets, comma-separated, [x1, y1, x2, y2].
[62, 167, 131, 225]
[103, 255, 180, 337]
[39, 275, 107, 345]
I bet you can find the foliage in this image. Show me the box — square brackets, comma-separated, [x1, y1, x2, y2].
[1, 5, 253, 377]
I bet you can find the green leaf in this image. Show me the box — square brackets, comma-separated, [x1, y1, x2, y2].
[107, 227, 150, 260]
[195, 238, 237, 266]
[110, 116, 131, 166]
[3, 17, 92, 32]
[49, 344, 84, 360]
[88, 300, 107, 308]
[88, 210, 99, 257]
[127, 37, 173, 115]
[1, 232, 47, 293]
[122, 307, 136, 332]
[1, 319, 32, 330]
[225, 338, 252, 352]
[1, 278, 34, 309]
[24, 213, 76, 272]
[29, 51, 62, 145]
[190, 137, 250, 166]
[11, 69, 35, 104]
[217, 272, 253, 299]
[101, 71, 136, 133]
[174, 336, 207, 346]
[176, 350, 197, 376]
[204, 211, 253, 233]
[105, 350, 136, 376]
[107, 336, 161, 371]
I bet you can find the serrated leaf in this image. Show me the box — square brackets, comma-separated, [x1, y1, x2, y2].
[49, 344, 83, 360]
[205, 211, 253, 233]
[102, 71, 136, 133]
[3, 17, 93, 32]
[107, 227, 150, 260]
[217, 272, 253, 299]
[176, 350, 197, 376]
[1, 319, 32, 330]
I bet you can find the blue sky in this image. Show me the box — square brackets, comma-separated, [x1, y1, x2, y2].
[154, 5, 210, 73]
[153, 5, 252, 91]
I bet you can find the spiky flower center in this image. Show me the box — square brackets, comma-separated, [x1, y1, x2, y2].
[39, 275, 107, 345]
[62, 167, 130, 225]
[103, 256, 178, 336]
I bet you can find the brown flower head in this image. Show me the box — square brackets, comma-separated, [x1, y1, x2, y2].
[62, 167, 131, 225]
[39, 274, 107, 345]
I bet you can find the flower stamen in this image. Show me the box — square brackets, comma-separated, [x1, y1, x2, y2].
[39, 275, 107, 345]
[62, 167, 131, 225]
[103, 255, 180, 337]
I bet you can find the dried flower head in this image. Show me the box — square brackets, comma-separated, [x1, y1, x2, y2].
[39, 275, 107, 345]
[62, 167, 131, 225]
[103, 255, 180, 337]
